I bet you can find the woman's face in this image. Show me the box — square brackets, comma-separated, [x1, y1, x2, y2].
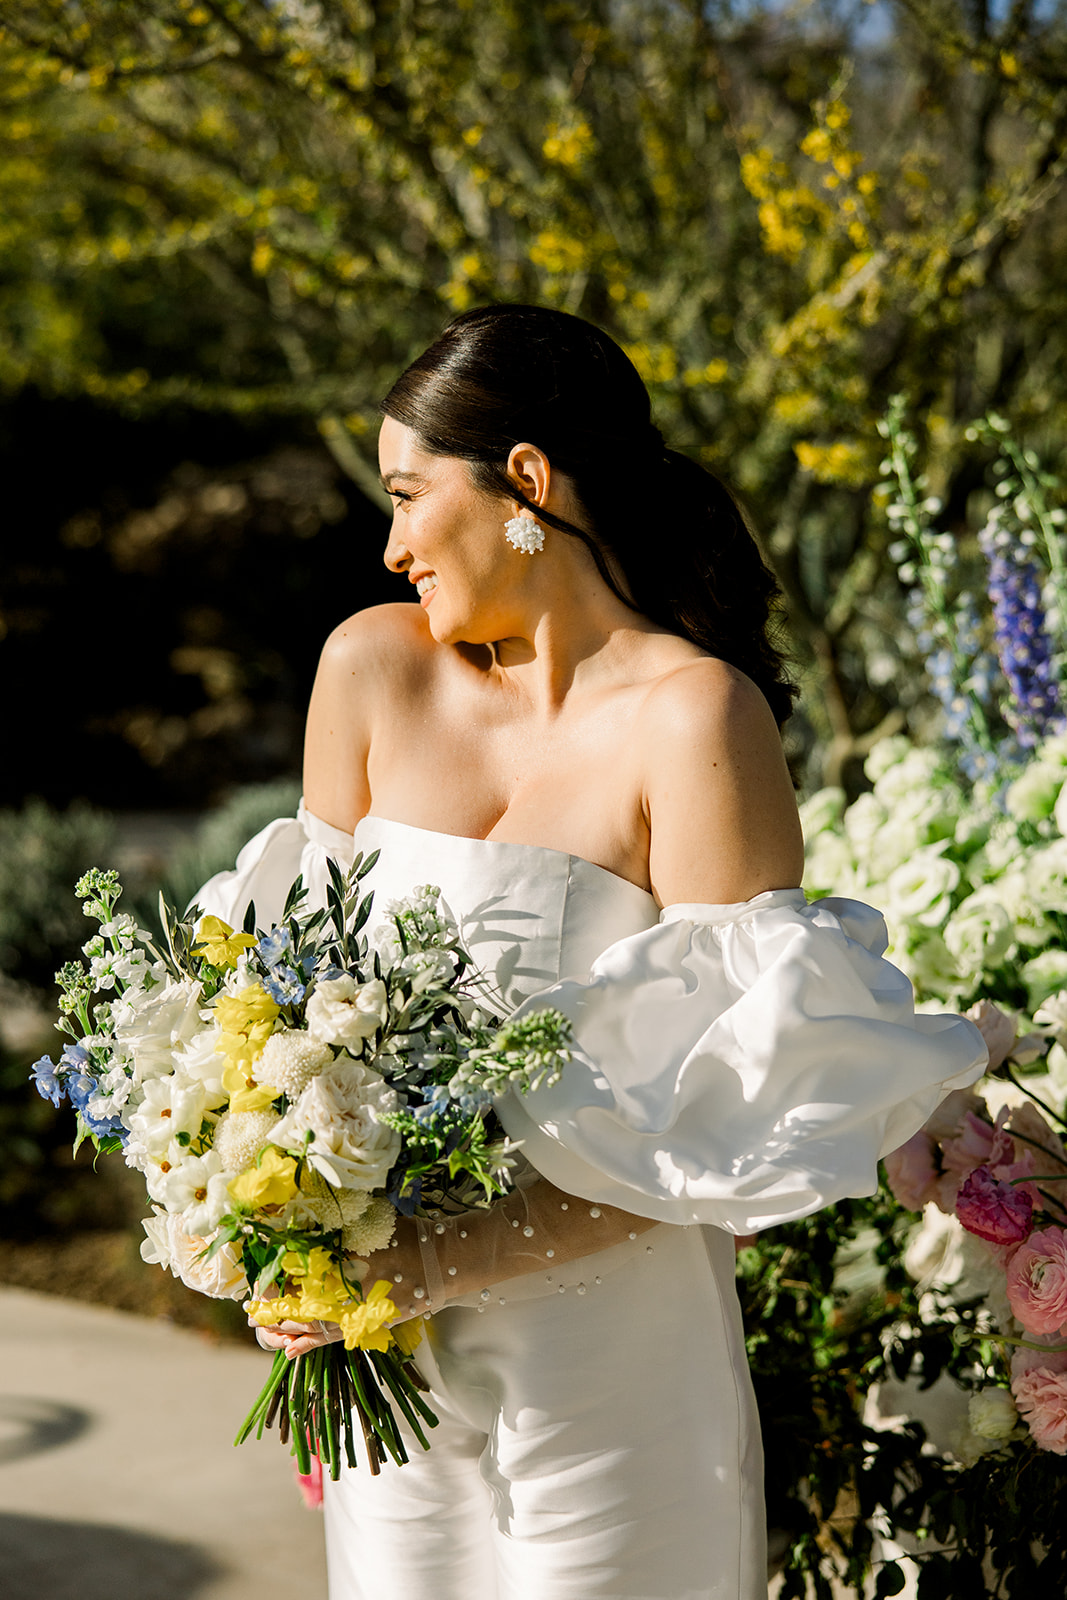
[378, 416, 527, 645]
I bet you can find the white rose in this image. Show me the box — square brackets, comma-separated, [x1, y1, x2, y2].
[885, 842, 960, 928]
[270, 1055, 401, 1189]
[968, 1388, 1018, 1441]
[112, 978, 204, 1083]
[141, 1211, 248, 1301]
[943, 895, 1015, 979]
[305, 975, 388, 1049]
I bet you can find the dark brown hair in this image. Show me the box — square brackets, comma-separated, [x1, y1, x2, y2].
[381, 304, 796, 726]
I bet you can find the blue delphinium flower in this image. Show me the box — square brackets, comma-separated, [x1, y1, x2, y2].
[979, 512, 1065, 748]
[31, 1055, 65, 1107]
[256, 925, 292, 967]
[66, 1070, 123, 1137]
[263, 963, 307, 1006]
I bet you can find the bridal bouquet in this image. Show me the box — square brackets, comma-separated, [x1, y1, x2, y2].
[885, 998, 1067, 1457]
[30, 850, 572, 1477]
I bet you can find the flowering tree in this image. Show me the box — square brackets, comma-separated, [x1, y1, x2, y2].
[3, 0, 1067, 783]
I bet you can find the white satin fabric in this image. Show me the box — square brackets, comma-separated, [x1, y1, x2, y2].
[195, 806, 987, 1600]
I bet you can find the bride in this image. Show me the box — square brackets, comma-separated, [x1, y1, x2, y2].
[198, 304, 987, 1600]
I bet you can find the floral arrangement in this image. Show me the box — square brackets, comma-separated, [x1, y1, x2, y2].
[30, 853, 572, 1478]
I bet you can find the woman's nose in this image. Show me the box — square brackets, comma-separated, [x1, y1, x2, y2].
[383, 524, 411, 573]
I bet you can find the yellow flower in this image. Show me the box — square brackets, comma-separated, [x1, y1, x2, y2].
[215, 985, 280, 1071]
[337, 1279, 398, 1352]
[195, 915, 258, 969]
[221, 1059, 279, 1114]
[228, 1147, 299, 1209]
[391, 1317, 424, 1356]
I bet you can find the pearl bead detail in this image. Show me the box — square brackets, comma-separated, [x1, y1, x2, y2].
[393, 1273, 404, 1282]
[577, 1283, 587, 1295]
[413, 1287, 426, 1299]
[523, 1225, 534, 1237]
[594, 1276, 602, 1285]
[434, 1223, 446, 1235]
[480, 1289, 491, 1301]
[447, 1266, 457, 1276]
[504, 513, 545, 553]
[459, 1229, 468, 1239]
[628, 1231, 637, 1240]
[589, 1207, 601, 1218]
[545, 1249, 555, 1258]
[560, 1202, 568, 1210]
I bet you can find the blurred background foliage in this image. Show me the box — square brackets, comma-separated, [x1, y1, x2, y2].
[3, 0, 1067, 799]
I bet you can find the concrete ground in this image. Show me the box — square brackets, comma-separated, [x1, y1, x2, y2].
[0, 1285, 327, 1600]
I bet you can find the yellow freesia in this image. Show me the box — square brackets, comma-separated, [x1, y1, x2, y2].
[195, 915, 257, 969]
[391, 1316, 424, 1356]
[214, 986, 280, 1071]
[337, 1279, 398, 1352]
[228, 1147, 298, 1209]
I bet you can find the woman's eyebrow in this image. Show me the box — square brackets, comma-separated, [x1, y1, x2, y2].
[379, 469, 424, 491]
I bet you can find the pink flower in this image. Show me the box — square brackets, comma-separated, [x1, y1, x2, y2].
[955, 1165, 1034, 1245]
[1005, 1227, 1067, 1336]
[1010, 1339, 1067, 1381]
[965, 999, 1016, 1072]
[941, 1110, 996, 1178]
[883, 1130, 941, 1211]
[1010, 1366, 1067, 1454]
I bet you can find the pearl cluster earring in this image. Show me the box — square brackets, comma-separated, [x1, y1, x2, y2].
[504, 514, 545, 554]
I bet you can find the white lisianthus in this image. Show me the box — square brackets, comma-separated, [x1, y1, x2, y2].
[1025, 839, 1067, 914]
[803, 831, 855, 897]
[885, 842, 960, 928]
[140, 1211, 248, 1300]
[254, 1028, 333, 1098]
[968, 1387, 1019, 1441]
[1006, 763, 1065, 824]
[1022, 953, 1067, 1013]
[943, 895, 1015, 979]
[871, 746, 944, 806]
[798, 786, 846, 841]
[270, 1055, 401, 1189]
[112, 978, 204, 1084]
[127, 1073, 209, 1156]
[305, 975, 388, 1050]
[898, 931, 958, 998]
[843, 792, 889, 852]
[863, 734, 913, 785]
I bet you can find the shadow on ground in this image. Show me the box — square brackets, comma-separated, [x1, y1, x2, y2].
[0, 1511, 223, 1600]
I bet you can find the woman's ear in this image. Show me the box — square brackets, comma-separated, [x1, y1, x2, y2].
[506, 442, 551, 511]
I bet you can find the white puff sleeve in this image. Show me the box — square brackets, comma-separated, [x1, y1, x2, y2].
[192, 804, 354, 930]
[497, 888, 988, 1234]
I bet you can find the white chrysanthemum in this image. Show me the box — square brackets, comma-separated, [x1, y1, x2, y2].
[213, 1108, 280, 1173]
[342, 1195, 397, 1256]
[254, 1028, 333, 1099]
[289, 1174, 371, 1233]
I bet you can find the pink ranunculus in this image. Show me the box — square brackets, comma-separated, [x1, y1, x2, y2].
[883, 1130, 942, 1211]
[1010, 1366, 1067, 1454]
[1005, 1226, 1067, 1336]
[1010, 1339, 1067, 1382]
[955, 1165, 1034, 1245]
[941, 1110, 996, 1178]
[924, 1087, 983, 1143]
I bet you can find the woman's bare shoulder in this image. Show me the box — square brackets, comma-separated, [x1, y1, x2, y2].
[316, 602, 435, 683]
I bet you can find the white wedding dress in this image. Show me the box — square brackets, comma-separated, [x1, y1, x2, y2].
[197, 807, 987, 1600]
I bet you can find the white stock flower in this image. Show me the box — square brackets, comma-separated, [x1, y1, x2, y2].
[885, 843, 960, 928]
[127, 1074, 209, 1157]
[140, 1211, 247, 1301]
[943, 895, 1015, 979]
[254, 1028, 333, 1098]
[305, 975, 388, 1050]
[112, 978, 203, 1084]
[270, 1055, 401, 1189]
[968, 1388, 1019, 1441]
[212, 1108, 280, 1173]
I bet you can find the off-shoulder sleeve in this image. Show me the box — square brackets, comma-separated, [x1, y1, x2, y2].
[192, 803, 354, 930]
[496, 888, 988, 1234]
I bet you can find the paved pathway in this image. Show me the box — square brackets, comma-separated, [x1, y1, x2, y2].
[0, 1286, 327, 1600]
